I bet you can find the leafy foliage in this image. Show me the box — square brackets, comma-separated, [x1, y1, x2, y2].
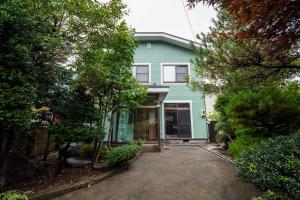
[222, 85, 300, 137]
[0, 190, 29, 200]
[187, 0, 300, 54]
[0, 0, 70, 130]
[53, 85, 98, 124]
[190, 11, 298, 94]
[79, 144, 94, 159]
[74, 0, 147, 163]
[48, 124, 98, 145]
[236, 132, 300, 199]
[106, 143, 142, 166]
[228, 135, 262, 157]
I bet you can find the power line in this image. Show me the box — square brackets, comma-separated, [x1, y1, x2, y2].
[181, 0, 196, 41]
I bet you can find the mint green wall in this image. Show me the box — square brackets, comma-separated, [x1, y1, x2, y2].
[113, 41, 207, 140]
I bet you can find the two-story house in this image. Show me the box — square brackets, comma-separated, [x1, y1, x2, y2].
[111, 32, 207, 145]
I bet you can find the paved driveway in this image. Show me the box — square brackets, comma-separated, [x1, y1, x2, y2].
[56, 146, 259, 200]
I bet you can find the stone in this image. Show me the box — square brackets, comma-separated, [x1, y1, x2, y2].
[65, 157, 91, 168]
[60, 143, 82, 158]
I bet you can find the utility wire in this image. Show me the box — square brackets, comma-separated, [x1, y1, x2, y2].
[181, 0, 196, 41]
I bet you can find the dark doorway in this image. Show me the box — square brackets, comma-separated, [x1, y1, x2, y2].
[164, 103, 191, 138]
[134, 108, 159, 141]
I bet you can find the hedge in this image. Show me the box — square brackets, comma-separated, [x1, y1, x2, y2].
[236, 131, 300, 199]
[106, 144, 142, 166]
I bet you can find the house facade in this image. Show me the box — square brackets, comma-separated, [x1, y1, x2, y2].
[112, 32, 207, 143]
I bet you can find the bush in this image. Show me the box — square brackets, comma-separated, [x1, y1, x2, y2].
[236, 131, 300, 199]
[224, 85, 300, 137]
[79, 144, 94, 159]
[49, 124, 97, 144]
[228, 135, 262, 157]
[0, 190, 29, 200]
[128, 139, 143, 147]
[214, 84, 300, 138]
[79, 143, 109, 160]
[106, 144, 142, 166]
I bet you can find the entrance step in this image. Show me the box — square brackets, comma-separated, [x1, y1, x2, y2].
[164, 139, 207, 145]
[143, 144, 160, 152]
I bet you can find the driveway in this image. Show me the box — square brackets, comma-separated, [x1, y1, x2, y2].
[56, 146, 259, 200]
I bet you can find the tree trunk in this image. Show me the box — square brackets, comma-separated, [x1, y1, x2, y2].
[107, 113, 114, 149]
[0, 131, 14, 189]
[43, 129, 50, 161]
[55, 142, 70, 176]
[115, 111, 120, 142]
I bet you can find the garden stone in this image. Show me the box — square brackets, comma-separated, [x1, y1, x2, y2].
[60, 143, 82, 158]
[65, 157, 91, 168]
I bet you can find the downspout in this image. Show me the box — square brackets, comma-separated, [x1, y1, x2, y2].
[203, 92, 209, 143]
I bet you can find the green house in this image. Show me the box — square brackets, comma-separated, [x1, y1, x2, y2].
[111, 32, 207, 144]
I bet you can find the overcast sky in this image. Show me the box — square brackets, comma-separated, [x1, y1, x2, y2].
[123, 0, 216, 41]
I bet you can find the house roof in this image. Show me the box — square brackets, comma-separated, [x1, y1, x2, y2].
[135, 32, 200, 50]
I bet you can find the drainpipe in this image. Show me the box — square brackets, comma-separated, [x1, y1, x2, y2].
[203, 93, 209, 143]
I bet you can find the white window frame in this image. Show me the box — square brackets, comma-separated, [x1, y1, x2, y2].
[161, 100, 194, 139]
[132, 63, 151, 84]
[160, 63, 191, 85]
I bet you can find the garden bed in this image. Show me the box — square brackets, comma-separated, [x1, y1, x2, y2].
[5, 146, 143, 200]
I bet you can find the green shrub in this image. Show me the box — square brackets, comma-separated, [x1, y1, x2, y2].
[99, 144, 109, 160]
[128, 139, 143, 147]
[229, 135, 262, 157]
[79, 144, 94, 159]
[79, 143, 109, 160]
[49, 124, 97, 144]
[0, 190, 29, 200]
[106, 144, 142, 166]
[236, 131, 300, 199]
[224, 85, 300, 137]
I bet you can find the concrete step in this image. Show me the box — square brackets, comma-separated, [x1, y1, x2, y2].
[143, 144, 160, 152]
[164, 139, 207, 145]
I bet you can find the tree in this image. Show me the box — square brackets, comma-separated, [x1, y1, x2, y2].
[190, 11, 296, 94]
[187, 0, 300, 53]
[0, 0, 74, 188]
[73, 0, 147, 165]
[0, 0, 141, 188]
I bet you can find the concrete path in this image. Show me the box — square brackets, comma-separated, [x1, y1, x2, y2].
[56, 146, 259, 200]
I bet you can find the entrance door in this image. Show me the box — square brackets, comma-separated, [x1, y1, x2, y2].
[134, 108, 159, 141]
[165, 103, 191, 138]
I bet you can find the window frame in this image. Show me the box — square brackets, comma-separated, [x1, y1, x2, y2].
[161, 63, 190, 84]
[132, 63, 151, 84]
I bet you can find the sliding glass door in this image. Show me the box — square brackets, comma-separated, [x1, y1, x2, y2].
[164, 103, 191, 138]
[134, 108, 159, 141]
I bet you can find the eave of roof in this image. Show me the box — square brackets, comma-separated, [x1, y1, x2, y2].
[135, 32, 200, 50]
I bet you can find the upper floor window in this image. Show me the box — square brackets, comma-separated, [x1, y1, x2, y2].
[163, 64, 189, 83]
[132, 64, 150, 83]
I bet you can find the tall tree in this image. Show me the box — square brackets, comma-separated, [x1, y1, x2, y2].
[187, 0, 300, 53]
[0, 0, 73, 188]
[0, 0, 141, 188]
[190, 11, 299, 94]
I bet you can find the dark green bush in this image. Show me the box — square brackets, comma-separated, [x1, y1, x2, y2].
[49, 124, 97, 144]
[106, 144, 142, 166]
[224, 85, 300, 137]
[99, 144, 109, 160]
[236, 131, 300, 199]
[214, 84, 300, 138]
[228, 135, 262, 157]
[79, 144, 94, 159]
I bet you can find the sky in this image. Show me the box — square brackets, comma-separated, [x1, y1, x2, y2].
[123, 0, 216, 41]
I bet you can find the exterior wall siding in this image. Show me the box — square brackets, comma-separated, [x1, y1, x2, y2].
[112, 41, 207, 141]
